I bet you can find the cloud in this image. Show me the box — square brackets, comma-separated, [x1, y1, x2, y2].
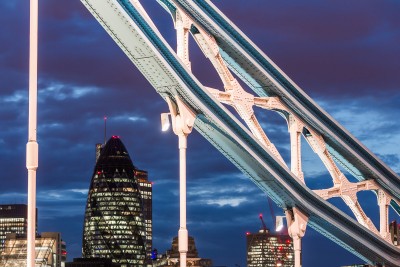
[2, 90, 27, 103]
[318, 96, 400, 167]
[0, 187, 89, 235]
[186, 175, 264, 209]
[70, 189, 89, 194]
[203, 197, 248, 207]
[128, 116, 147, 122]
[39, 82, 100, 101]
[216, 0, 400, 98]
[113, 114, 148, 123]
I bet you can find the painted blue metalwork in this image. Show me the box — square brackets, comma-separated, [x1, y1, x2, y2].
[80, 0, 400, 265]
[157, 0, 177, 23]
[219, 49, 264, 93]
[170, 0, 400, 197]
[169, 0, 400, 204]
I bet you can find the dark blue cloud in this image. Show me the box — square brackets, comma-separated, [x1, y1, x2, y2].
[0, 1, 399, 267]
[216, 0, 400, 98]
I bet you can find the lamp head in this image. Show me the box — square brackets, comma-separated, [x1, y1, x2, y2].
[161, 113, 170, 131]
[275, 216, 285, 232]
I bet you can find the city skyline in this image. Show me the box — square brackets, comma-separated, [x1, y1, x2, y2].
[0, 1, 399, 267]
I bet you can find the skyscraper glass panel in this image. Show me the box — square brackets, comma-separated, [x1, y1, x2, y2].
[247, 229, 294, 267]
[136, 169, 152, 263]
[0, 204, 36, 252]
[82, 136, 146, 266]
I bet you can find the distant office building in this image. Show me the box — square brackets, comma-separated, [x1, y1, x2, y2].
[82, 136, 147, 266]
[66, 257, 121, 267]
[153, 236, 212, 267]
[0, 204, 37, 252]
[136, 169, 153, 263]
[246, 229, 294, 267]
[341, 265, 375, 267]
[0, 232, 66, 267]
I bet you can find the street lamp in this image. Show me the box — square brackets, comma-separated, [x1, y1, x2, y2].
[276, 215, 286, 232]
[161, 96, 196, 267]
[161, 113, 171, 132]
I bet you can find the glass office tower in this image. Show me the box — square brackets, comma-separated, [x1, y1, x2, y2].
[135, 169, 152, 264]
[82, 136, 146, 266]
[0, 204, 33, 252]
[247, 229, 294, 267]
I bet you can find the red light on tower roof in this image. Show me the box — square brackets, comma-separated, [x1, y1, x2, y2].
[112, 135, 120, 139]
[259, 213, 263, 218]
[246, 231, 251, 236]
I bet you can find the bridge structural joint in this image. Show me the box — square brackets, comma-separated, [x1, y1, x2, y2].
[285, 207, 308, 267]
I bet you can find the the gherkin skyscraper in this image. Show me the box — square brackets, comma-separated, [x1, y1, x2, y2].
[82, 136, 146, 266]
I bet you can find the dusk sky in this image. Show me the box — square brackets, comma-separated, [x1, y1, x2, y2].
[0, 1, 399, 266]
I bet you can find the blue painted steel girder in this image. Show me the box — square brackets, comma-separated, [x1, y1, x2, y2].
[168, 0, 400, 205]
[80, 0, 400, 266]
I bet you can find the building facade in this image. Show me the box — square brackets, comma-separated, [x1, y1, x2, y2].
[0, 232, 66, 267]
[0, 204, 34, 252]
[66, 257, 121, 267]
[136, 169, 153, 263]
[153, 236, 212, 267]
[82, 136, 147, 266]
[341, 265, 376, 267]
[246, 229, 294, 267]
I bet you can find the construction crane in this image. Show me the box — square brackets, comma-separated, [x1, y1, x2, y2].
[259, 213, 268, 233]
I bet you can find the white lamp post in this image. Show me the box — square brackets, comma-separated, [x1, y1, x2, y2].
[161, 96, 196, 267]
[27, 0, 39, 266]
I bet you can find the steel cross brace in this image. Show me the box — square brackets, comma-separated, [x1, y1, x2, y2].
[167, 0, 398, 250]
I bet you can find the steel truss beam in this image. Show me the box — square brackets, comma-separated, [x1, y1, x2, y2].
[80, 0, 400, 265]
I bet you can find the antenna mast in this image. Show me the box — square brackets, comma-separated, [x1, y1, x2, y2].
[104, 116, 107, 144]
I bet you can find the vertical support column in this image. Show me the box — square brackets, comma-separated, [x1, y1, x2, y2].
[378, 190, 390, 238]
[289, 116, 304, 183]
[285, 207, 308, 267]
[292, 235, 302, 267]
[27, 0, 39, 266]
[178, 133, 188, 267]
[176, 11, 191, 70]
[165, 97, 196, 267]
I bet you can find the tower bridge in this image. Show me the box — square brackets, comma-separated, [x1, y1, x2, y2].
[77, 0, 400, 266]
[23, 0, 400, 266]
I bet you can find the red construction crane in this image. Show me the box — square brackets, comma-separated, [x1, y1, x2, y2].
[259, 213, 268, 232]
[259, 196, 276, 232]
